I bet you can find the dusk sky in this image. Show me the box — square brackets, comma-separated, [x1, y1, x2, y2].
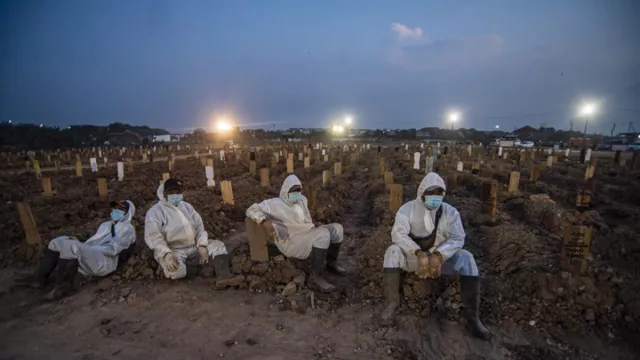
[1, 0, 639, 133]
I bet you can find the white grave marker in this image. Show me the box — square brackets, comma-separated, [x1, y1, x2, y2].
[205, 166, 215, 187]
[117, 162, 124, 181]
[90, 157, 98, 172]
[413, 152, 420, 170]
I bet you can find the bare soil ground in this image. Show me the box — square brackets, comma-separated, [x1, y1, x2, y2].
[0, 145, 638, 359]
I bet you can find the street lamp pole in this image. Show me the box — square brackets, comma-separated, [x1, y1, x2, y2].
[583, 117, 589, 149]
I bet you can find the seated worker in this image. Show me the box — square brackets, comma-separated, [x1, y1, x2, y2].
[246, 175, 345, 292]
[145, 179, 244, 287]
[380, 173, 491, 341]
[17, 200, 136, 300]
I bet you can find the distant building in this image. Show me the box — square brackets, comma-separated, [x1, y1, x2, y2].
[153, 134, 172, 143]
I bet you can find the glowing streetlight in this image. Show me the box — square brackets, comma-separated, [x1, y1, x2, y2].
[345, 116, 353, 125]
[8, 120, 12, 124]
[215, 119, 232, 132]
[495, 125, 500, 129]
[448, 112, 459, 130]
[578, 102, 598, 148]
[39, 124, 43, 128]
[579, 103, 597, 117]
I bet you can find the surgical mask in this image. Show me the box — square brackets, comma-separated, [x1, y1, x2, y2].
[424, 195, 444, 209]
[288, 192, 303, 203]
[110, 209, 125, 222]
[167, 194, 183, 206]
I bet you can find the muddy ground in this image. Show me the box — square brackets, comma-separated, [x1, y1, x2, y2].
[0, 145, 639, 359]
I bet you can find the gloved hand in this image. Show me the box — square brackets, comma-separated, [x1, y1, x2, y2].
[427, 252, 444, 279]
[197, 246, 209, 265]
[414, 250, 430, 279]
[164, 252, 179, 272]
[262, 220, 278, 243]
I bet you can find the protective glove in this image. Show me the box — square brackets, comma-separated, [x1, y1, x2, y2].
[414, 250, 430, 279]
[262, 220, 278, 244]
[164, 252, 179, 272]
[427, 252, 444, 279]
[197, 246, 209, 265]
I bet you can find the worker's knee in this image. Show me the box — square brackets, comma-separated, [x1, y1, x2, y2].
[163, 262, 187, 280]
[325, 223, 343, 243]
[383, 245, 403, 268]
[454, 249, 479, 276]
[206, 240, 228, 257]
[311, 228, 331, 249]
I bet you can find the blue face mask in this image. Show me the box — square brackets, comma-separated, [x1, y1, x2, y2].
[288, 192, 303, 203]
[424, 195, 444, 209]
[110, 209, 125, 222]
[167, 194, 183, 206]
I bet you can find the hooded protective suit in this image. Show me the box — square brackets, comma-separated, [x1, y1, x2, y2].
[246, 175, 343, 259]
[383, 172, 478, 276]
[145, 184, 227, 279]
[48, 201, 136, 277]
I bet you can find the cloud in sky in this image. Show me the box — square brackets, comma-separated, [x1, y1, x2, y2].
[390, 22, 424, 41]
[389, 23, 503, 72]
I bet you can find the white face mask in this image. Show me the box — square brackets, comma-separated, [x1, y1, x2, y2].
[288, 191, 303, 203]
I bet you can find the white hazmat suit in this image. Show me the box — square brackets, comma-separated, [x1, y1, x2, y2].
[246, 175, 343, 260]
[48, 200, 136, 277]
[383, 172, 478, 276]
[380, 173, 491, 340]
[145, 184, 228, 279]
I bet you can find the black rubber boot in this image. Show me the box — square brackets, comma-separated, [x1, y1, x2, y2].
[308, 247, 336, 292]
[326, 243, 346, 276]
[16, 249, 60, 289]
[118, 242, 136, 264]
[44, 258, 78, 301]
[460, 275, 492, 340]
[379, 268, 401, 326]
[213, 254, 245, 288]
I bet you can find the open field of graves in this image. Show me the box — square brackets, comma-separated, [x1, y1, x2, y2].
[0, 143, 639, 359]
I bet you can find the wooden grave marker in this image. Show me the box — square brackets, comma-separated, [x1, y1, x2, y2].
[322, 170, 332, 187]
[561, 226, 592, 274]
[481, 180, 497, 220]
[508, 171, 520, 193]
[389, 184, 403, 214]
[260, 168, 270, 187]
[286, 158, 294, 173]
[384, 171, 394, 185]
[33, 160, 42, 178]
[98, 178, 108, 200]
[75, 159, 83, 177]
[16, 202, 41, 245]
[308, 184, 318, 214]
[221, 181, 234, 205]
[530, 166, 540, 181]
[42, 177, 53, 197]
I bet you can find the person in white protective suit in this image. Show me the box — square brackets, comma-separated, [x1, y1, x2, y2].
[145, 179, 244, 287]
[16, 200, 137, 300]
[246, 175, 345, 292]
[379, 172, 492, 340]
